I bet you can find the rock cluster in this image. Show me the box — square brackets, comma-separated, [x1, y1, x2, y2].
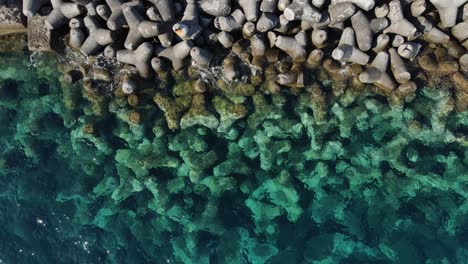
[17, 0, 467, 76]
[2, 0, 468, 128]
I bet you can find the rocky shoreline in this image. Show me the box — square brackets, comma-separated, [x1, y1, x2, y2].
[1, 3, 468, 262]
[1, 47, 468, 264]
[0, 0, 467, 130]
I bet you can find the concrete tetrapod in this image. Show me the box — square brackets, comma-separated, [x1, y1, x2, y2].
[158, 40, 194, 70]
[148, 0, 174, 22]
[69, 18, 85, 49]
[332, 0, 375, 11]
[199, 0, 231, 17]
[332, 27, 369, 65]
[351, 11, 373, 51]
[23, 0, 45, 17]
[260, 0, 278, 12]
[122, 1, 160, 50]
[417, 17, 450, 45]
[173, 0, 202, 40]
[80, 16, 117, 56]
[429, 0, 467, 28]
[389, 48, 411, 84]
[275, 35, 307, 62]
[284, 0, 322, 23]
[238, 0, 260, 22]
[46, 0, 85, 30]
[116, 42, 154, 78]
[190, 47, 213, 68]
[359, 51, 397, 93]
[383, 0, 419, 40]
[105, 0, 126, 30]
[214, 9, 246, 32]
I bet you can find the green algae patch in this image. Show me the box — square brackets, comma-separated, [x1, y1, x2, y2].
[153, 92, 192, 130]
[217, 79, 257, 97]
[172, 80, 197, 96]
[212, 95, 248, 132]
[180, 94, 219, 129]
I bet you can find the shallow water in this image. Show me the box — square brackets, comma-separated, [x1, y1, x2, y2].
[0, 52, 467, 264]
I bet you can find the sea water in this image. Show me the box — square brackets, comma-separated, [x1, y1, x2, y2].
[0, 52, 467, 264]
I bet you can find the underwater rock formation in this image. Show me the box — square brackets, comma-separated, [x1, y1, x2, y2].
[0, 0, 465, 113]
[0, 1, 468, 262]
[1, 53, 467, 263]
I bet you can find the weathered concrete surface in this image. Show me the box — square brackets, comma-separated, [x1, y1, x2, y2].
[0, 5, 27, 51]
[27, 15, 51, 51]
[0, 32, 27, 51]
[0, 5, 25, 29]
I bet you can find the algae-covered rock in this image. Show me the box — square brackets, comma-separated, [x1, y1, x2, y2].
[172, 80, 198, 96]
[115, 139, 180, 179]
[452, 72, 468, 112]
[180, 149, 218, 182]
[180, 94, 219, 129]
[200, 176, 236, 197]
[168, 128, 208, 152]
[247, 92, 284, 128]
[212, 95, 248, 132]
[262, 118, 303, 139]
[82, 80, 109, 117]
[171, 234, 211, 264]
[166, 177, 186, 194]
[309, 84, 328, 124]
[218, 80, 256, 97]
[92, 176, 119, 197]
[246, 241, 279, 264]
[247, 178, 303, 232]
[111, 164, 145, 203]
[213, 143, 251, 177]
[254, 130, 291, 170]
[2, 53, 468, 264]
[167, 128, 219, 181]
[71, 123, 113, 155]
[59, 75, 81, 112]
[172, 79, 209, 96]
[153, 93, 192, 130]
[108, 104, 147, 146]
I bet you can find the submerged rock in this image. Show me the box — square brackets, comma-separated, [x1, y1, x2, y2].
[180, 94, 219, 129]
[1, 2, 468, 262]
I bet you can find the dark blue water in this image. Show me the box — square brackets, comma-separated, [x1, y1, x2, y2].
[0, 52, 467, 263]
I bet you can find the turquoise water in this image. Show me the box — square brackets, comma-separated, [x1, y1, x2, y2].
[0, 52, 467, 264]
